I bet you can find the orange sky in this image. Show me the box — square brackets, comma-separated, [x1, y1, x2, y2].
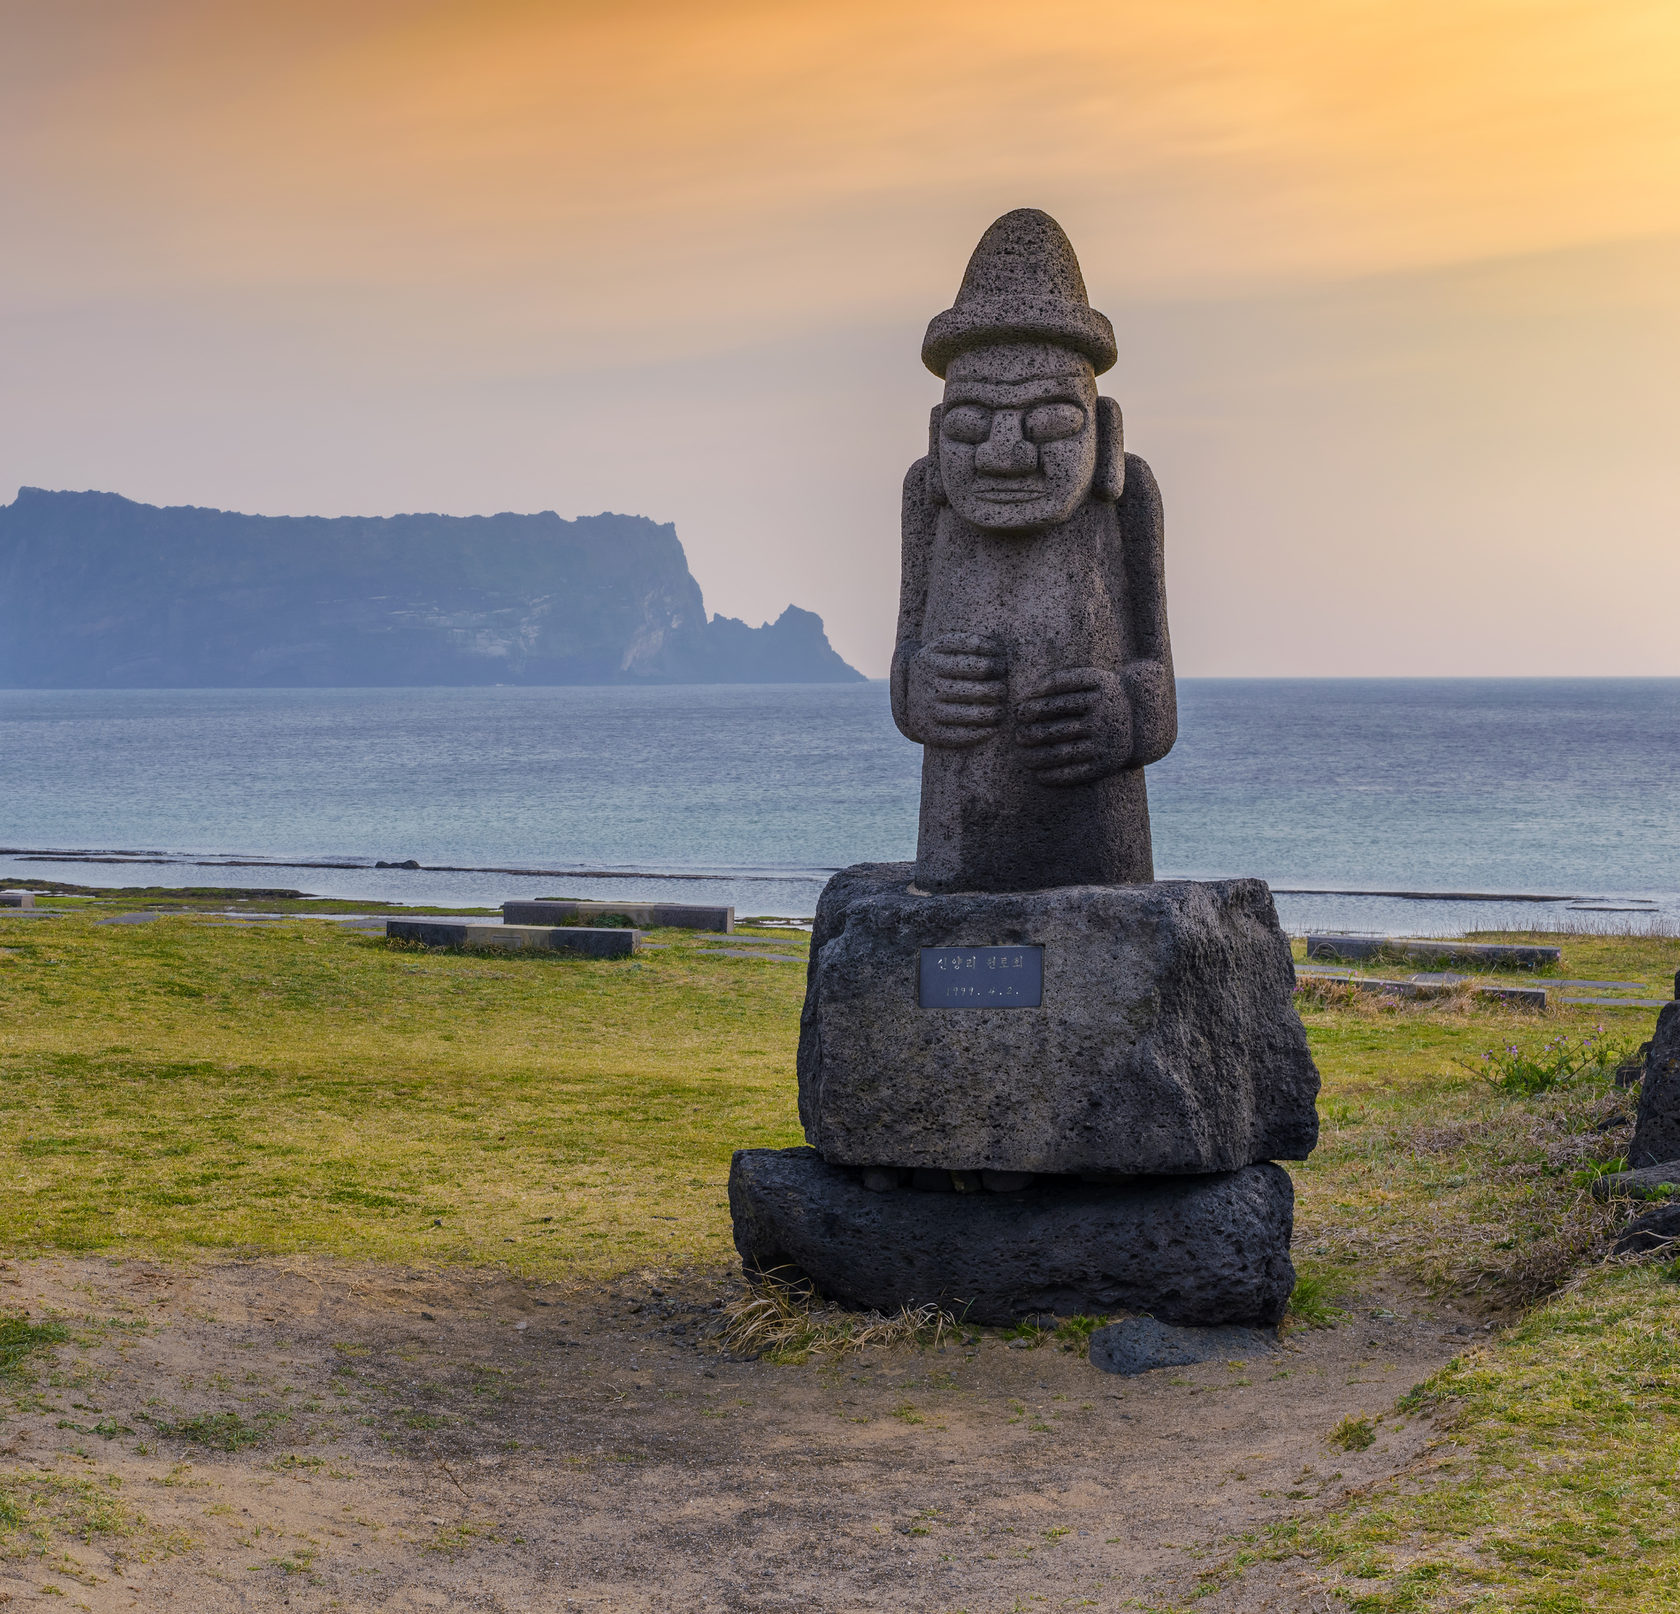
[4, 0, 1679, 673]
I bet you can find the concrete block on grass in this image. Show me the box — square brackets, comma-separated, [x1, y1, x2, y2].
[503, 899, 732, 933]
[385, 919, 638, 958]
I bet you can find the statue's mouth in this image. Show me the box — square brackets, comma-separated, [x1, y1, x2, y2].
[974, 486, 1046, 501]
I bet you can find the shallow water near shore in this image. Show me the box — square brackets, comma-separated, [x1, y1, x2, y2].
[2, 678, 1677, 930]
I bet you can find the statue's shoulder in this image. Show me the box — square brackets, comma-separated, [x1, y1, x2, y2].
[1119, 452, 1163, 524]
[902, 455, 939, 540]
[1122, 451, 1158, 489]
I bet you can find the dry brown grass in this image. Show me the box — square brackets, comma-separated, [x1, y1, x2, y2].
[718, 1277, 958, 1364]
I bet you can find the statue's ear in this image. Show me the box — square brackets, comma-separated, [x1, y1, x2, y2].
[925, 404, 947, 505]
[1094, 396, 1125, 503]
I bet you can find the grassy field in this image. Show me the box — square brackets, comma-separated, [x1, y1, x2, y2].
[3, 895, 1680, 1608]
[0, 904, 808, 1274]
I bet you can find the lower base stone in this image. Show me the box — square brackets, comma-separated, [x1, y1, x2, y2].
[728, 1147, 1295, 1328]
[1087, 1316, 1276, 1376]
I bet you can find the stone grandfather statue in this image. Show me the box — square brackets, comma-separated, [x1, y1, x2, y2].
[892, 209, 1177, 894]
[728, 208, 1317, 1336]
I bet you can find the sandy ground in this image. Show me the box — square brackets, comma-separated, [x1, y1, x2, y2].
[0, 1255, 1479, 1613]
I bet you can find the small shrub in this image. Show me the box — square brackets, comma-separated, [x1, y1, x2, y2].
[1328, 1413, 1377, 1452]
[1054, 1314, 1107, 1352]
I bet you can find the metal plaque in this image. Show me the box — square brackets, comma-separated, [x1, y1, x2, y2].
[918, 945, 1043, 1008]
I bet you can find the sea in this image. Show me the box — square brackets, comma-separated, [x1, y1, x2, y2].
[3, 680, 1678, 935]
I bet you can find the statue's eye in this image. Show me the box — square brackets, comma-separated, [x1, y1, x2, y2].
[940, 406, 991, 445]
[1023, 403, 1086, 443]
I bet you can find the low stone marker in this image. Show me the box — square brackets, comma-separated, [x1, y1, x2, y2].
[503, 899, 733, 933]
[0, 890, 36, 909]
[1305, 935, 1560, 969]
[386, 918, 638, 958]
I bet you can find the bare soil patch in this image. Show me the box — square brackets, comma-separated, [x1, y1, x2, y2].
[0, 1257, 1473, 1612]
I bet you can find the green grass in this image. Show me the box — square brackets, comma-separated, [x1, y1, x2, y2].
[1255, 1264, 1680, 1611]
[0, 1314, 68, 1385]
[0, 911, 807, 1276]
[5, 910, 1680, 1607]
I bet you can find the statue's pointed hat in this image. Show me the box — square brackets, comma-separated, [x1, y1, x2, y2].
[922, 208, 1116, 378]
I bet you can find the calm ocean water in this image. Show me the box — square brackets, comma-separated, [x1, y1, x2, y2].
[3, 680, 1677, 931]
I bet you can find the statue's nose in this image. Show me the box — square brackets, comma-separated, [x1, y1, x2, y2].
[974, 411, 1037, 476]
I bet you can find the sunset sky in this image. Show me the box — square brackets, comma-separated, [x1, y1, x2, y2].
[3, 0, 1678, 674]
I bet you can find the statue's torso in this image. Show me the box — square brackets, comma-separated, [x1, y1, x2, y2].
[913, 497, 1152, 893]
[918, 498, 1129, 691]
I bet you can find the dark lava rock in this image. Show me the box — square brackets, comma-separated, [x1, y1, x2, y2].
[1612, 1200, 1680, 1256]
[797, 863, 1319, 1176]
[1087, 1315, 1277, 1376]
[728, 1146, 1295, 1328]
[1591, 1159, 1680, 1202]
[1631, 1004, 1680, 1166]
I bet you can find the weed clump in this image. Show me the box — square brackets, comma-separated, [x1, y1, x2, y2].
[149, 1409, 288, 1451]
[1285, 1272, 1347, 1331]
[1466, 1026, 1638, 1095]
[1327, 1413, 1377, 1452]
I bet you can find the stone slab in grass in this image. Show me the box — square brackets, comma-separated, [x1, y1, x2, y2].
[1305, 935, 1560, 969]
[729, 1146, 1296, 1328]
[385, 918, 638, 958]
[1307, 971, 1548, 1009]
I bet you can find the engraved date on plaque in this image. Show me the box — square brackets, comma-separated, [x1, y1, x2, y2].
[918, 945, 1043, 1008]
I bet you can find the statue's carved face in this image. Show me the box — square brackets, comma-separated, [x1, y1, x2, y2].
[938, 343, 1098, 533]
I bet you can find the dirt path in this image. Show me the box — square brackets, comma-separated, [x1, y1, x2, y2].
[0, 1256, 1477, 1612]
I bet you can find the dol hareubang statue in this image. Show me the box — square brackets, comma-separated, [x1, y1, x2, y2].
[727, 209, 1318, 1334]
[892, 209, 1176, 894]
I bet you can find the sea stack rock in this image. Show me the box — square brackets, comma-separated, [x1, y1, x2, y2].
[729, 209, 1320, 1330]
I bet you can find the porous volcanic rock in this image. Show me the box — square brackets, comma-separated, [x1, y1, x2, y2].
[797, 863, 1318, 1176]
[728, 1147, 1295, 1328]
[1611, 1200, 1680, 1257]
[1631, 1002, 1680, 1167]
[1087, 1316, 1277, 1376]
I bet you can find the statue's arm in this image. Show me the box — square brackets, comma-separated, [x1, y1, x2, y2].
[1117, 452, 1177, 768]
[889, 447, 937, 742]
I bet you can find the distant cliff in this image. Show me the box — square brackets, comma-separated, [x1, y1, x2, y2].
[0, 489, 864, 687]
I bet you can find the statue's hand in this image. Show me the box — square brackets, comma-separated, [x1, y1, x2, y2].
[905, 633, 1008, 748]
[1015, 668, 1132, 786]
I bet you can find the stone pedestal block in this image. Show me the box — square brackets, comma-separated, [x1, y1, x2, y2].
[729, 1147, 1295, 1327]
[797, 864, 1318, 1176]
